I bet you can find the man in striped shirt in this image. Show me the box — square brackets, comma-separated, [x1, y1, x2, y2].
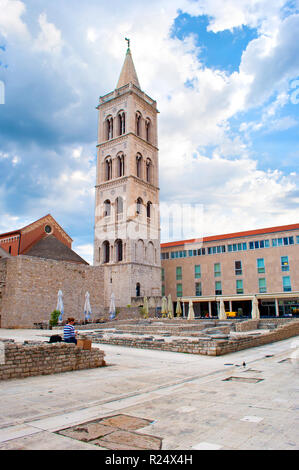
[63, 318, 77, 344]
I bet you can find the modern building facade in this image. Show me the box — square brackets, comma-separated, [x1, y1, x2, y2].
[93, 44, 162, 308]
[161, 223, 299, 318]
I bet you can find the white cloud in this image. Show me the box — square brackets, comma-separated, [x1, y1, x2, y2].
[34, 12, 64, 54]
[0, 0, 29, 40]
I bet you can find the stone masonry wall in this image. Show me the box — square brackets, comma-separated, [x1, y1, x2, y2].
[235, 320, 259, 332]
[0, 256, 105, 328]
[92, 320, 299, 356]
[0, 341, 106, 380]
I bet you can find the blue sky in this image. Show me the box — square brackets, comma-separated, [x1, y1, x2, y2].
[0, 0, 298, 263]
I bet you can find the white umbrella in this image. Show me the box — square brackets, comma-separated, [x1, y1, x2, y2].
[187, 300, 195, 320]
[109, 292, 116, 320]
[161, 296, 167, 318]
[84, 291, 92, 322]
[176, 298, 182, 317]
[167, 294, 173, 319]
[219, 299, 227, 320]
[143, 296, 149, 319]
[251, 296, 260, 320]
[57, 290, 64, 322]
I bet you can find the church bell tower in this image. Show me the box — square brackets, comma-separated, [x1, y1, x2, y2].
[94, 41, 161, 308]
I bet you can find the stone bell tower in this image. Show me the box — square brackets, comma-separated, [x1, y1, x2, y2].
[94, 42, 161, 308]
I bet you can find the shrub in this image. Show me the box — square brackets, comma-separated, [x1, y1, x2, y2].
[50, 310, 61, 327]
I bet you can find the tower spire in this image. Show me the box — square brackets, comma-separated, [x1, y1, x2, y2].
[116, 39, 141, 89]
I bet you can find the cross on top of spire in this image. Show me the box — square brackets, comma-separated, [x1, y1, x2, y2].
[116, 38, 141, 89]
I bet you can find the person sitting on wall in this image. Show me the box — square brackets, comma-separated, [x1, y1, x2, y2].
[63, 317, 77, 344]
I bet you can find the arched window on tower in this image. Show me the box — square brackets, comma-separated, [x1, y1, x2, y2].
[136, 283, 141, 297]
[103, 241, 110, 264]
[115, 239, 123, 262]
[136, 197, 143, 215]
[147, 201, 152, 218]
[146, 158, 152, 183]
[106, 116, 113, 140]
[105, 157, 112, 181]
[136, 154, 142, 178]
[136, 112, 141, 137]
[117, 154, 125, 177]
[103, 200, 111, 217]
[145, 118, 151, 142]
[118, 111, 126, 136]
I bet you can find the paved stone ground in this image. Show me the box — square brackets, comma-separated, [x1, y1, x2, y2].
[0, 328, 298, 450]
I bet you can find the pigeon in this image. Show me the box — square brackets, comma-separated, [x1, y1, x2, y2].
[242, 361, 246, 367]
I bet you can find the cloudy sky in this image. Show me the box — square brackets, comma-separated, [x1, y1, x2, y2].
[0, 0, 298, 263]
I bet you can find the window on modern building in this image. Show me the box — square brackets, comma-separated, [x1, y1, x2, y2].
[215, 281, 222, 295]
[235, 261, 242, 275]
[103, 200, 111, 217]
[236, 279, 243, 294]
[257, 258, 265, 274]
[296, 235, 299, 244]
[258, 278, 267, 293]
[176, 266, 182, 280]
[194, 265, 201, 279]
[281, 256, 289, 272]
[282, 276, 291, 292]
[195, 282, 202, 296]
[176, 283, 183, 297]
[161, 268, 165, 281]
[214, 263, 221, 277]
[289, 236, 294, 245]
[249, 241, 254, 250]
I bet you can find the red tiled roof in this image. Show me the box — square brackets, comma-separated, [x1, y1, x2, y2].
[160, 223, 299, 249]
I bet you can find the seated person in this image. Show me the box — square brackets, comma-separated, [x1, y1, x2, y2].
[63, 317, 77, 344]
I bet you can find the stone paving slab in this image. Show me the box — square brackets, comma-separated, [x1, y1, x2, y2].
[98, 430, 162, 450]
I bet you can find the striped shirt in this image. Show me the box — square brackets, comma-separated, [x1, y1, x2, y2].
[63, 324, 76, 340]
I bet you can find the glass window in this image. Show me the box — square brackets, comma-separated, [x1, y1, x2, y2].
[222, 245, 226, 252]
[254, 241, 259, 249]
[208, 247, 212, 254]
[281, 256, 289, 272]
[236, 279, 243, 294]
[282, 276, 291, 292]
[162, 285, 165, 297]
[242, 243, 247, 250]
[202, 248, 206, 255]
[249, 242, 254, 250]
[233, 244, 237, 251]
[296, 235, 299, 244]
[277, 238, 283, 246]
[188, 250, 193, 257]
[289, 236, 294, 245]
[258, 278, 267, 293]
[228, 245, 232, 252]
[171, 252, 175, 259]
[237, 243, 242, 251]
[257, 258, 265, 274]
[161, 268, 165, 281]
[215, 281, 222, 295]
[176, 266, 182, 280]
[272, 239, 277, 247]
[213, 246, 217, 254]
[235, 261, 242, 275]
[195, 282, 202, 296]
[176, 283, 183, 297]
[259, 240, 265, 248]
[214, 263, 221, 277]
[265, 240, 270, 248]
[195, 265, 201, 279]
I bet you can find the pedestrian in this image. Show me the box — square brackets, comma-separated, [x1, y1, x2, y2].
[63, 317, 77, 344]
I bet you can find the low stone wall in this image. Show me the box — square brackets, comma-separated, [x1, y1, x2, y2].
[235, 320, 259, 332]
[92, 320, 299, 356]
[0, 341, 106, 380]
